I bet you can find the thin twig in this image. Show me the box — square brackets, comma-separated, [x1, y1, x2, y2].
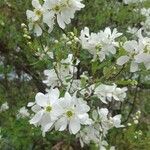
[123, 75, 141, 123]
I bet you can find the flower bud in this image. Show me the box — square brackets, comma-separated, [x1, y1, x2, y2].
[134, 120, 139, 124]
[66, 41, 72, 45]
[74, 37, 79, 42]
[127, 123, 132, 126]
[27, 42, 31, 45]
[54, 40, 59, 44]
[21, 23, 27, 28]
[27, 36, 31, 40]
[23, 34, 28, 38]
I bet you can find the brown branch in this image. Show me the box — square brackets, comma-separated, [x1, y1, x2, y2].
[0, 41, 46, 93]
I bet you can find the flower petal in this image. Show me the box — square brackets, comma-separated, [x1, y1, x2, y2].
[35, 92, 48, 107]
[32, 0, 41, 9]
[48, 88, 60, 104]
[57, 14, 65, 29]
[55, 117, 68, 131]
[69, 118, 81, 134]
[130, 61, 139, 72]
[117, 55, 129, 66]
[30, 110, 43, 124]
[34, 24, 42, 36]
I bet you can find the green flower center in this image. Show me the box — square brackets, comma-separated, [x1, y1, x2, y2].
[66, 110, 73, 118]
[46, 106, 52, 112]
[35, 9, 42, 17]
[53, 3, 68, 12]
[53, 5, 60, 12]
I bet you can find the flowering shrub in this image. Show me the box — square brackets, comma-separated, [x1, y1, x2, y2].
[0, 0, 150, 149]
[16, 0, 150, 149]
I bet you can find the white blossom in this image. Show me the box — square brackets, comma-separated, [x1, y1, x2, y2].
[43, 54, 79, 87]
[17, 107, 30, 119]
[94, 84, 127, 104]
[77, 107, 123, 148]
[80, 27, 122, 61]
[77, 125, 100, 147]
[123, 0, 146, 4]
[43, 69, 60, 87]
[29, 88, 63, 135]
[97, 108, 124, 136]
[55, 92, 92, 134]
[127, 26, 138, 35]
[0, 102, 9, 112]
[117, 31, 150, 72]
[26, 0, 43, 36]
[44, 0, 85, 29]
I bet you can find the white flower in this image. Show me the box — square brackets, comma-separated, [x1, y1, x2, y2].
[123, 0, 146, 4]
[43, 54, 79, 87]
[80, 84, 95, 97]
[77, 125, 101, 147]
[98, 28, 122, 61]
[110, 115, 124, 128]
[29, 88, 63, 134]
[127, 26, 138, 35]
[141, 8, 150, 17]
[117, 34, 150, 72]
[117, 40, 144, 72]
[43, 69, 60, 87]
[55, 92, 91, 134]
[17, 107, 30, 119]
[99, 140, 108, 150]
[80, 27, 122, 61]
[80, 27, 100, 59]
[0, 102, 9, 112]
[97, 108, 124, 136]
[77, 108, 122, 148]
[134, 53, 150, 70]
[60, 54, 79, 77]
[94, 84, 127, 104]
[44, 0, 85, 29]
[77, 123, 109, 149]
[26, 0, 54, 36]
[66, 79, 81, 93]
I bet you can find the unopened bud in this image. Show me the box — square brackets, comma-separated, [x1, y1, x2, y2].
[27, 36, 31, 40]
[21, 23, 27, 28]
[70, 32, 74, 37]
[27, 42, 31, 45]
[54, 40, 59, 44]
[74, 37, 79, 42]
[127, 123, 132, 126]
[23, 34, 28, 38]
[66, 41, 72, 45]
[134, 120, 139, 124]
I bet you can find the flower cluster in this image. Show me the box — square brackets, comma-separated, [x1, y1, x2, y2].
[77, 108, 124, 149]
[80, 27, 122, 61]
[141, 8, 150, 35]
[43, 54, 79, 87]
[94, 84, 127, 104]
[28, 88, 91, 135]
[22, 0, 150, 149]
[26, 0, 84, 36]
[117, 29, 150, 72]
